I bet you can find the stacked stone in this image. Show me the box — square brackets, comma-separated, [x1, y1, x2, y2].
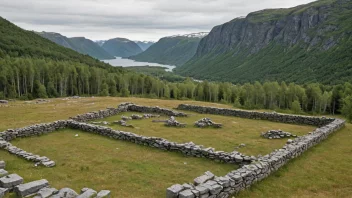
[68, 121, 253, 165]
[0, 120, 69, 141]
[127, 103, 187, 117]
[143, 114, 160, 119]
[177, 104, 334, 127]
[166, 118, 345, 198]
[0, 100, 8, 104]
[261, 130, 297, 139]
[0, 140, 55, 167]
[131, 114, 143, 120]
[113, 120, 134, 128]
[0, 161, 111, 197]
[194, 118, 222, 128]
[165, 117, 186, 128]
[121, 116, 132, 121]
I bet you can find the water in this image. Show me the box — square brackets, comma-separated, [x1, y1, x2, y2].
[102, 57, 176, 72]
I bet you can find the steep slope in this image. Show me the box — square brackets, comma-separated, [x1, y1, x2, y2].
[134, 41, 155, 51]
[176, 0, 352, 84]
[130, 33, 208, 66]
[37, 32, 114, 60]
[0, 17, 116, 69]
[102, 38, 143, 57]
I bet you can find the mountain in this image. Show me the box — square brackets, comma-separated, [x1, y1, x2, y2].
[0, 17, 115, 69]
[101, 38, 143, 57]
[95, 40, 106, 46]
[130, 32, 208, 66]
[134, 41, 155, 51]
[37, 32, 114, 60]
[176, 0, 352, 84]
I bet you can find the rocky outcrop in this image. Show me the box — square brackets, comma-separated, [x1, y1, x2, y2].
[261, 130, 297, 139]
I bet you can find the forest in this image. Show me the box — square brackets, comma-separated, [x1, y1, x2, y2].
[1, 56, 352, 121]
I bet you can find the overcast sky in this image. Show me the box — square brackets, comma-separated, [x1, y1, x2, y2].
[0, 0, 315, 41]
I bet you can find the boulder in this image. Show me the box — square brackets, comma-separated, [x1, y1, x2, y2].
[0, 187, 9, 197]
[0, 100, 8, 104]
[0, 174, 23, 189]
[14, 179, 49, 197]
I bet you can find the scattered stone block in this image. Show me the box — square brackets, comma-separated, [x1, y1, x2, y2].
[51, 188, 78, 198]
[14, 179, 49, 197]
[34, 187, 58, 198]
[0, 187, 9, 197]
[0, 100, 8, 104]
[0, 174, 23, 189]
[76, 188, 97, 198]
[194, 171, 214, 185]
[42, 161, 56, 167]
[0, 161, 5, 169]
[97, 190, 111, 198]
[0, 169, 8, 177]
[165, 116, 186, 127]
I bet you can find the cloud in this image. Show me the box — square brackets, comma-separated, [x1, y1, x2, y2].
[0, 0, 315, 41]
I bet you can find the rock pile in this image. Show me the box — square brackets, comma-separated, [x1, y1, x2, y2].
[113, 120, 134, 128]
[0, 100, 8, 104]
[165, 116, 186, 128]
[194, 118, 222, 128]
[131, 114, 143, 120]
[121, 116, 132, 121]
[143, 114, 160, 119]
[261, 130, 297, 139]
[0, 161, 111, 197]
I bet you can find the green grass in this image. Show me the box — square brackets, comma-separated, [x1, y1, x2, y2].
[93, 111, 315, 156]
[1, 129, 234, 198]
[1, 97, 351, 197]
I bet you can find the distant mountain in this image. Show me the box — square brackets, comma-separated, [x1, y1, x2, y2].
[37, 32, 114, 60]
[95, 40, 106, 46]
[176, 0, 352, 84]
[130, 32, 208, 66]
[0, 17, 116, 69]
[101, 38, 143, 58]
[134, 41, 155, 51]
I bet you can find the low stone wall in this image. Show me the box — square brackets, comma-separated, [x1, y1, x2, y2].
[68, 121, 253, 165]
[127, 103, 187, 117]
[177, 104, 334, 126]
[166, 117, 345, 198]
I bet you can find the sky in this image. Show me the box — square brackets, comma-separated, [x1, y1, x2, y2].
[0, 0, 315, 42]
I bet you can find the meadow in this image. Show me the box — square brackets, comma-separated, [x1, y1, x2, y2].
[0, 97, 351, 197]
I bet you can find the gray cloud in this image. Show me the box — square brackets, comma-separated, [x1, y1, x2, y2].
[0, 0, 315, 41]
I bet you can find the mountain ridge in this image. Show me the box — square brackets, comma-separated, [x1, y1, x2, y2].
[102, 38, 143, 57]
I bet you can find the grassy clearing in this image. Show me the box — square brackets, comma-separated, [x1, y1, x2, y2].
[1, 129, 234, 198]
[94, 111, 315, 156]
[0, 97, 351, 197]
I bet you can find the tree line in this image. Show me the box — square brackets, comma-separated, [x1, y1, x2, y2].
[1, 57, 352, 121]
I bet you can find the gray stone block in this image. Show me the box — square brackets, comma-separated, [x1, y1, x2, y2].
[0, 170, 8, 178]
[97, 190, 111, 198]
[14, 179, 49, 197]
[194, 171, 214, 185]
[179, 189, 195, 198]
[0, 174, 23, 189]
[0, 187, 9, 197]
[76, 188, 97, 198]
[166, 184, 184, 198]
[0, 161, 4, 169]
[34, 187, 57, 198]
[51, 188, 78, 198]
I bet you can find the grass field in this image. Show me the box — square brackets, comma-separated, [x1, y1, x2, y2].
[93, 112, 315, 156]
[0, 97, 351, 197]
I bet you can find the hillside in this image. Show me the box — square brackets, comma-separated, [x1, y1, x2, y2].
[102, 38, 143, 57]
[176, 0, 352, 84]
[129, 33, 208, 66]
[134, 41, 155, 51]
[38, 32, 114, 60]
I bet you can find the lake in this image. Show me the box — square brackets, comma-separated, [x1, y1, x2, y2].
[102, 57, 176, 72]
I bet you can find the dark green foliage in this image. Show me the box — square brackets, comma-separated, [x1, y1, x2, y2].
[125, 66, 185, 82]
[102, 38, 143, 57]
[130, 36, 202, 66]
[176, 0, 352, 84]
[341, 95, 352, 123]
